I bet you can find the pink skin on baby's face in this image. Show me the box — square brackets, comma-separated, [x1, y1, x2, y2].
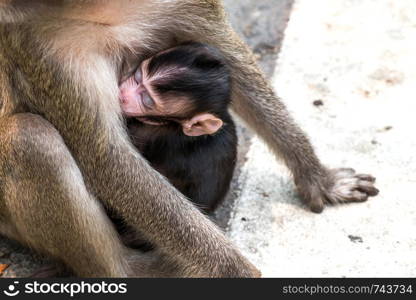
[119, 76, 147, 116]
[119, 58, 224, 136]
[119, 60, 155, 117]
[119, 59, 190, 126]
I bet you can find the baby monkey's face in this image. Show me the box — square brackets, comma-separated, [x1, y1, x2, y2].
[120, 59, 171, 123]
[119, 58, 223, 136]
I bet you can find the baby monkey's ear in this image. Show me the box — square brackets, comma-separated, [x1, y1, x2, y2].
[182, 113, 223, 137]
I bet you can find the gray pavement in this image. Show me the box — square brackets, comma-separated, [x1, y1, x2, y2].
[223, 0, 293, 77]
[214, 0, 293, 228]
[227, 0, 416, 277]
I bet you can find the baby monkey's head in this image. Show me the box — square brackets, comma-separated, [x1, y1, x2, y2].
[119, 42, 231, 136]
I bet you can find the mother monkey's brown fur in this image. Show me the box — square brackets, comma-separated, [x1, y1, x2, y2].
[0, 1, 378, 277]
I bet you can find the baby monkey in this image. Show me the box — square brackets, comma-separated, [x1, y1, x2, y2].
[119, 42, 237, 213]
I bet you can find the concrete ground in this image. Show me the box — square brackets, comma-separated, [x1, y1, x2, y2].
[227, 0, 416, 277]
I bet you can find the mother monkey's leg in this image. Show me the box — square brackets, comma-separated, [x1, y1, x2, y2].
[0, 114, 136, 277]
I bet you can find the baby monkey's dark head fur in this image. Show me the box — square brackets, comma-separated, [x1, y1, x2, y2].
[147, 41, 232, 121]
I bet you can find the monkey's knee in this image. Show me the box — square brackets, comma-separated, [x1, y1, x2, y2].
[0, 113, 71, 167]
[0, 113, 80, 233]
[0, 112, 58, 138]
[0, 115, 130, 277]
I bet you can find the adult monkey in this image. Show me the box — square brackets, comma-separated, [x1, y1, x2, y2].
[0, 1, 378, 277]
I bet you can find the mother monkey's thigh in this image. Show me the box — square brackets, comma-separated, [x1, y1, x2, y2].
[0, 113, 130, 277]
